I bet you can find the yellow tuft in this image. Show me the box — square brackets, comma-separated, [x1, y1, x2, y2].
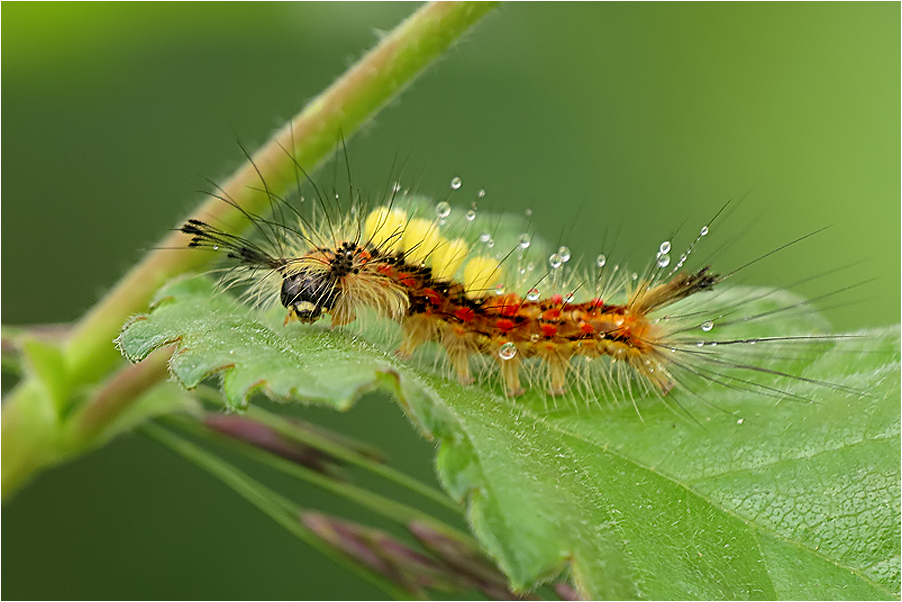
[431, 238, 469, 280]
[401, 218, 443, 265]
[463, 256, 502, 299]
[364, 206, 408, 252]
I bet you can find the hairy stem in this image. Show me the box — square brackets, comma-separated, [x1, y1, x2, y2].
[71, 349, 174, 441]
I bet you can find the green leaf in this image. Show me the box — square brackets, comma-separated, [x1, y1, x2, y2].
[117, 275, 900, 599]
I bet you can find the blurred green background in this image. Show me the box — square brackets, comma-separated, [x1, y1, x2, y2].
[3, 3, 898, 599]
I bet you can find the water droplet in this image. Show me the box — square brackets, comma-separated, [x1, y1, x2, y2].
[596, 254, 607, 268]
[392, 181, 401, 193]
[696, 341, 705, 347]
[737, 418, 744, 425]
[530, 334, 540, 343]
[498, 342, 517, 360]
[700, 225, 709, 237]
[517, 233, 531, 249]
[564, 292, 576, 303]
[477, 189, 486, 198]
[549, 253, 564, 269]
[212, 245, 219, 251]
[479, 232, 491, 243]
[450, 176, 462, 190]
[494, 284, 505, 296]
[435, 201, 451, 219]
[486, 238, 495, 248]
[631, 272, 639, 280]
[656, 254, 671, 267]
[465, 209, 476, 221]
[659, 241, 672, 254]
[700, 320, 714, 332]
[525, 208, 533, 217]
[526, 288, 541, 301]
[526, 262, 535, 272]
[558, 246, 571, 262]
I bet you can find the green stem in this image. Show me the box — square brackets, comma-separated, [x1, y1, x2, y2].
[71, 349, 173, 442]
[243, 404, 463, 515]
[140, 422, 413, 600]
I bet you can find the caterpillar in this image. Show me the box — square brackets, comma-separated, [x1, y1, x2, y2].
[180, 171, 861, 405]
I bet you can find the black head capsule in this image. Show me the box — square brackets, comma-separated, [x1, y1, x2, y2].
[280, 269, 339, 323]
[278, 242, 368, 324]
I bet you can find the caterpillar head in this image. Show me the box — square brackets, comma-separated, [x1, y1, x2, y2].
[280, 241, 409, 326]
[280, 268, 338, 323]
[280, 242, 358, 324]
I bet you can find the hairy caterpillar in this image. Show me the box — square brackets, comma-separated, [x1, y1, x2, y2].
[180, 169, 862, 405]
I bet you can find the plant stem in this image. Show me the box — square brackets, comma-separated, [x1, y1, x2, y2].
[244, 404, 463, 515]
[166, 414, 476, 547]
[71, 348, 173, 442]
[140, 422, 413, 600]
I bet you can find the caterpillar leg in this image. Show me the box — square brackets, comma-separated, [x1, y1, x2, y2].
[398, 315, 435, 359]
[498, 355, 525, 397]
[446, 347, 474, 385]
[539, 346, 574, 396]
[547, 357, 570, 396]
[440, 328, 475, 385]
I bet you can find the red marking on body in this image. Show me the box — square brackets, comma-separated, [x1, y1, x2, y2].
[483, 294, 521, 316]
[579, 321, 595, 335]
[454, 307, 475, 323]
[542, 308, 561, 321]
[399, 277, 417, 288]
[550, 294, 563, 305]
[540, 323, 558, 338]
[501, 303, 519, 317]
[496, 318, 516, 332]
[421, 288, 443, 306]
